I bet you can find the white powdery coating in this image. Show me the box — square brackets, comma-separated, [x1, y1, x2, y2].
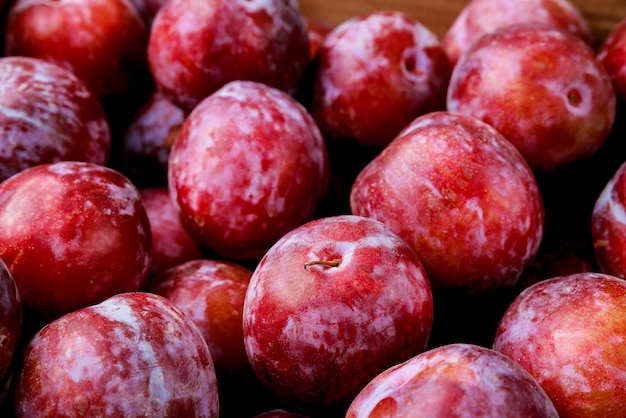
[280, 303, 397, 380]
[238, 0, 296, 14]
[96, 295, 214, 415]
[150, 0, 305, 109]
[214, 80, 311, 133]
[243, 215, 432, 404]
[443, 0, 591, 62]
[176, 126, 279, 226]
[494, 280, 563, 356]
[352, 112, 542, 289]
[348, 343, 558, 417]
[447, 45, 523, 121]
[237, 0, 301, 49]
[0, 57, 109, 176]
[148, 0, 218, 109]
[319, 11, 441, 107]
[15, 293, 219, 417]
[91, 298, 142, 329]
[447, 25, 614, 173]
[494, 274, 626, 410]
[170, 81, 327, 249]
[38, 163, 146, 266]
[65, 335, 102, 384]
[47, 162, 139, 220]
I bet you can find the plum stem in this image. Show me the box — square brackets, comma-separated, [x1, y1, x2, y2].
[304, 258, 342, 271]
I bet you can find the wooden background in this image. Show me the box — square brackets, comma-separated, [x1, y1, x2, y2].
[299, 0, 626, 46]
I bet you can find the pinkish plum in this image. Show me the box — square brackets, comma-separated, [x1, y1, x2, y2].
[13, 292, 219, 417]
[148, 0, 309, 112]
[243, 215, 434, 413]
[146, 258, 258, 416]
[350, 111, 544, 293]
[447, 23, 616, 173]
[0, 161, 152, 320]
[312, 10, 451, 148]
[443, 0, 593, 66]
[0, 56, 110, 181]
[146, 258, 252, 373]
[168, 80, 329, 261]
[494, 272, 626, 417]
[4, 0, 149, 99]
[146, 259, 268, 416]
[346, 343, 558, 417]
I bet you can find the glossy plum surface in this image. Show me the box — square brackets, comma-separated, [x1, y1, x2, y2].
[351, 111, 544, 292]
[13, 292, 219, 417]
[494, 272, 626, 417]
[346, 343, 558, 417]
[243, 215, 433, 413]
[447, 24, 616, 172]
[168, 80, 329, 261]
[0, 161, 152, 319]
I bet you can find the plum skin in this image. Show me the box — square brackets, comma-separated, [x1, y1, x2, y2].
[243, 215, 434, 412]
[494, 272, 626, 417]
[350, 111, 544, 293]
[12, 292, 219, 417]
[0, 161, 152, 319]
[346, 343, 558, 417]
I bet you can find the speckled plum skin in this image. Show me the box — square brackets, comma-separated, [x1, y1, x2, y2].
[4, 0, 149, 98]
[243, 215, 434, 413]
[350, 111, 544, 293]
[591, 161, 626, 278]
[493, 272, 626, 417]
[0, 258, 21, 388]
[147, 258, 252, 373]
[0, 56, 110, 182]
[447, 24, 616, 173]
[443, 0, 593, 66]
[148, 0, 309, 112]
[0, 161, 152, 320]
[346, 343, 558, 417]
[168, 80, 329, 261]
[122, 91, 187, 188]
[598, 17, 626, 102]
[13, 292, 219, 417]
[140, 188, 203, 278]
[312, 10, 451, 148]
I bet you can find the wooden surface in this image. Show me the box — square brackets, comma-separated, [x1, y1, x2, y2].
[299, 0, 626, 46]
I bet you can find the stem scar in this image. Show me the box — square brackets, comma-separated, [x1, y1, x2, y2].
[304, 258, 342, 271]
